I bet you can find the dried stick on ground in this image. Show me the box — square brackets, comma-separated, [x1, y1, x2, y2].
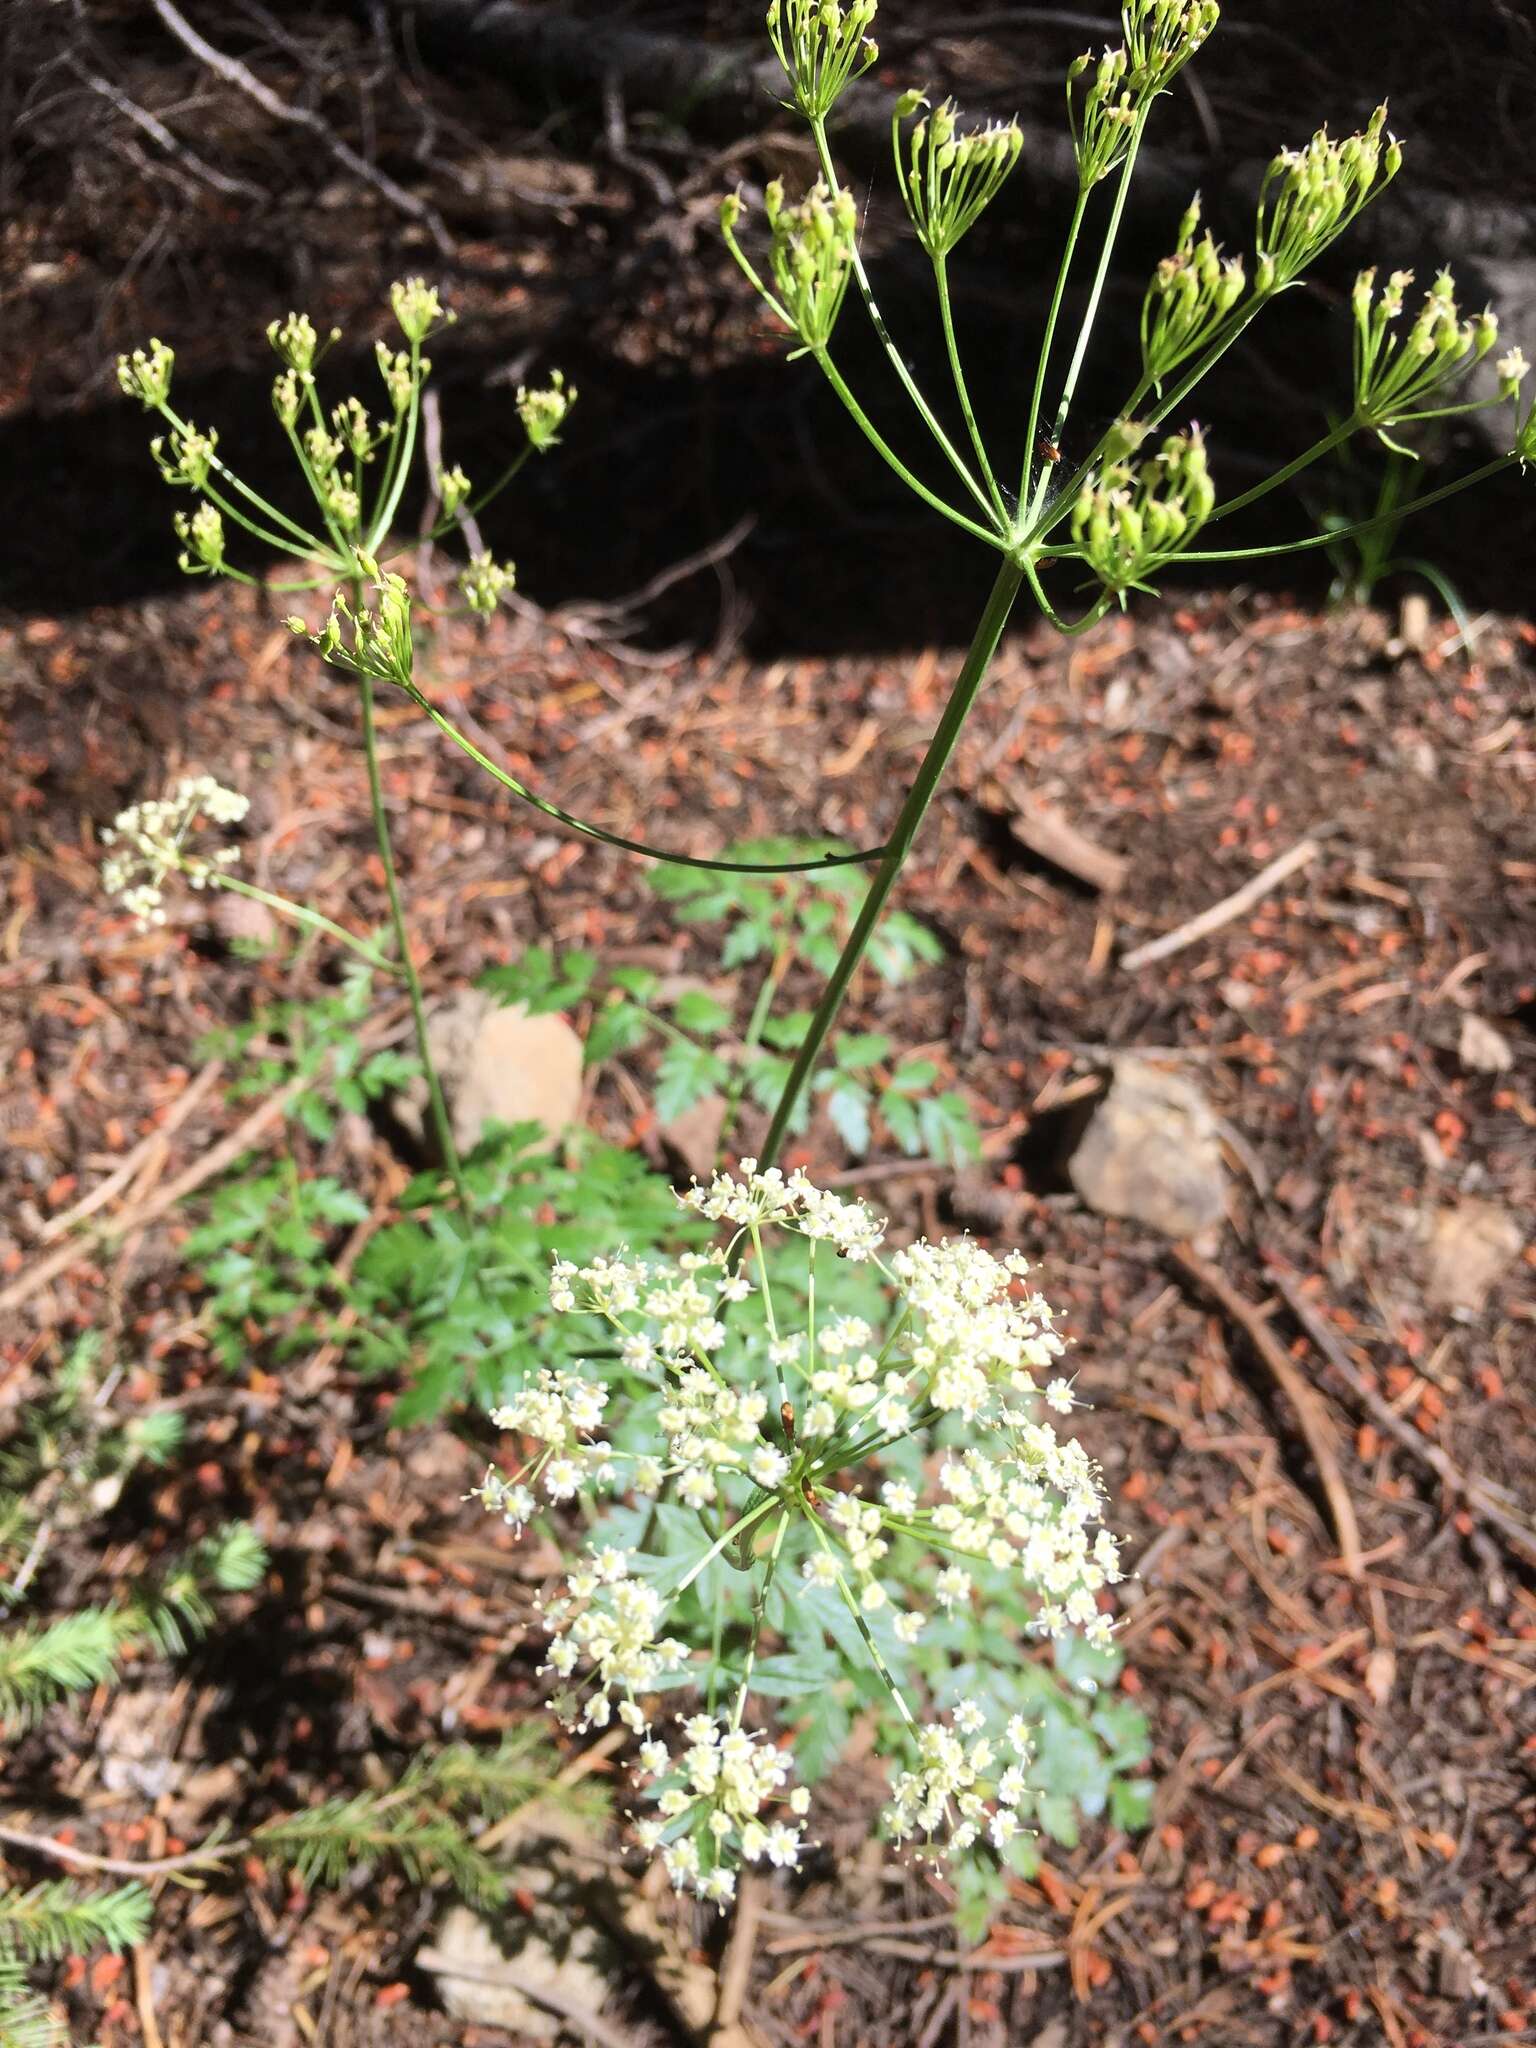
[38, 1060, 226, 1242]
[146, 0, 452, 254]
[1171, 1244, 1364, 1580]
[0, 1069, 305, 1315]
[1265, 1256, 1536, 1571]
[1121, 837, 1320, 971]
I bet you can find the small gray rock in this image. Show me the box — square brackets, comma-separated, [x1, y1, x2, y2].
[1426, 1201, 1524, 1313]
[1068, 1057, 1226, 1239]
[397, 989, 583, 1155]
[1458, 1012, 1515, 1075]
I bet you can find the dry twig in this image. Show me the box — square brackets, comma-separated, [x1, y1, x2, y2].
[1121, 837, 1319, 971]
[1265, 1256, 1536, 1571]
[1171, 1244, 1364, 1580]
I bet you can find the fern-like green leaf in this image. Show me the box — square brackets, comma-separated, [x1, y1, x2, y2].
[0, 1881, 152, 1964]
[0, 1952, 63, 2048]
[0, 1609, 131, 1728]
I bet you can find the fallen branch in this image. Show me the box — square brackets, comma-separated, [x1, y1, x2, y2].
[1170, 1244, 1364, 1580]
[0, 1070, 307, 1315]
[1121, 837, 1319, 972]
[147, 0, 452, 253]
[1265, 1256, 1536, 1572]
[38, 1061, 226, 1243]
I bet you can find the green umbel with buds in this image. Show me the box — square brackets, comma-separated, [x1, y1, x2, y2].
[1254, 107, 1401, 294]
[721, 179, 859, 353]
[894, 97, 1024, 260]
[766, 0, 878, 121]
[1351, 269, 1498, 452]
[1070, 428, 1215, 596]
[1141, 197, 1245, 387]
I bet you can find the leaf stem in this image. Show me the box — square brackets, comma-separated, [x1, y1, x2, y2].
[811, 115, 998, 526]
[358, 670, 469, 1209]
[212, 873, 398, 975]
[756, 554, 1025, 1171]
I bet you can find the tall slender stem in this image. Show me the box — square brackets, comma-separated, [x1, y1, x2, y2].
[757, 555, 1025, 1171]
[933, 255, 1009, 525]
[1023, 118, 1148, 528]
[1016, 185, 1090, 509]
[358, 671, 469, 1208]
[811, 117, 998, 527]
[212, 873, 398, 975]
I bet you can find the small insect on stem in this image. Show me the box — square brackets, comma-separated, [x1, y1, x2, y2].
[780, 1400, 797, 1443]
[1038, 437, 1062, 465]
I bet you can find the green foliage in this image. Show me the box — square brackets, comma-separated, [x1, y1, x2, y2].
[199, 966, 418, 1144]
[1316, 443, 1476, 649]
[0, 1882, 152, 1965]
[0, 1609, 130, 1729]
[481, 841, 978, 1168]
[347, 1123, 703, 1424]
[255, 1728, 602, 1908]
[0, 1524, 267, 1728]
[648, 837, 943, 985]
[183, 1168, 368, 1369]
[0, 1951, 61, 2048]
[0, 1335, 186, 1576]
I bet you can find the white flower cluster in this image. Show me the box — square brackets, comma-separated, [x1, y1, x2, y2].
[474, 1368, 616, 1532]
[100, 775, 249, 929]
[541, 1549, 688, 1730]
[885, 1704, 1039, 1862]
[473, 1166, 1124, 1893]
[891, 1236, 1065, 1420]
[634, 1713, 810, 1902]
[682, 1156, 884, 1258]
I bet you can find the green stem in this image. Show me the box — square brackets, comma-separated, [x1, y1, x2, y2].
[212, 873, 398, 974]
[1017, 185, 1090, 508]
[732, 1509, 790, 1728]
[1022, 118, 1148, 528]
[814, 351, 1005, 548]
[358, 671, 469, 1209]
[757, 554, 1025, 1171]
[401, 684, 889, 874]
[933, 255, 1009, 525]
[1179, 455, 1514, 561]
[811, 117, 997, 526]
[1204, 414, 1361, 525]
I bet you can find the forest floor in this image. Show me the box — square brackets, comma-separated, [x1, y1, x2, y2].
[3, 562, 1534, 2048]
[5, 1, 1536, 2041]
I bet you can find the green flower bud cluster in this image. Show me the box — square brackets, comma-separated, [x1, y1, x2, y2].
[173, 501, 227, 576]
[1070, 426, 1215, 596]
[1254, 107, 1400, 295]
[1066, 4, 1216, 187]
[460, 551, 517, 615]
[766, 0, 878, 123]
[516, 370, 578, 452]
[371, 345, 411, 414]
[267, 310, 340, 377]
[1122, 0, 1220, 98]
[1065, 48, 1139, 187]
[389, 277, 451, 346]
[1351, 268, 1499, 451]
[150, 421, 219, 491]
[893, 97, 1024, 259]
[1140, 196, 1245, 386]
[766, 178, 859, 350]
[288, 562, 415, 687]
[440, 465, 472, 515]
[1504, 351, 1536, 464]
[117, 339, 174, 410]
